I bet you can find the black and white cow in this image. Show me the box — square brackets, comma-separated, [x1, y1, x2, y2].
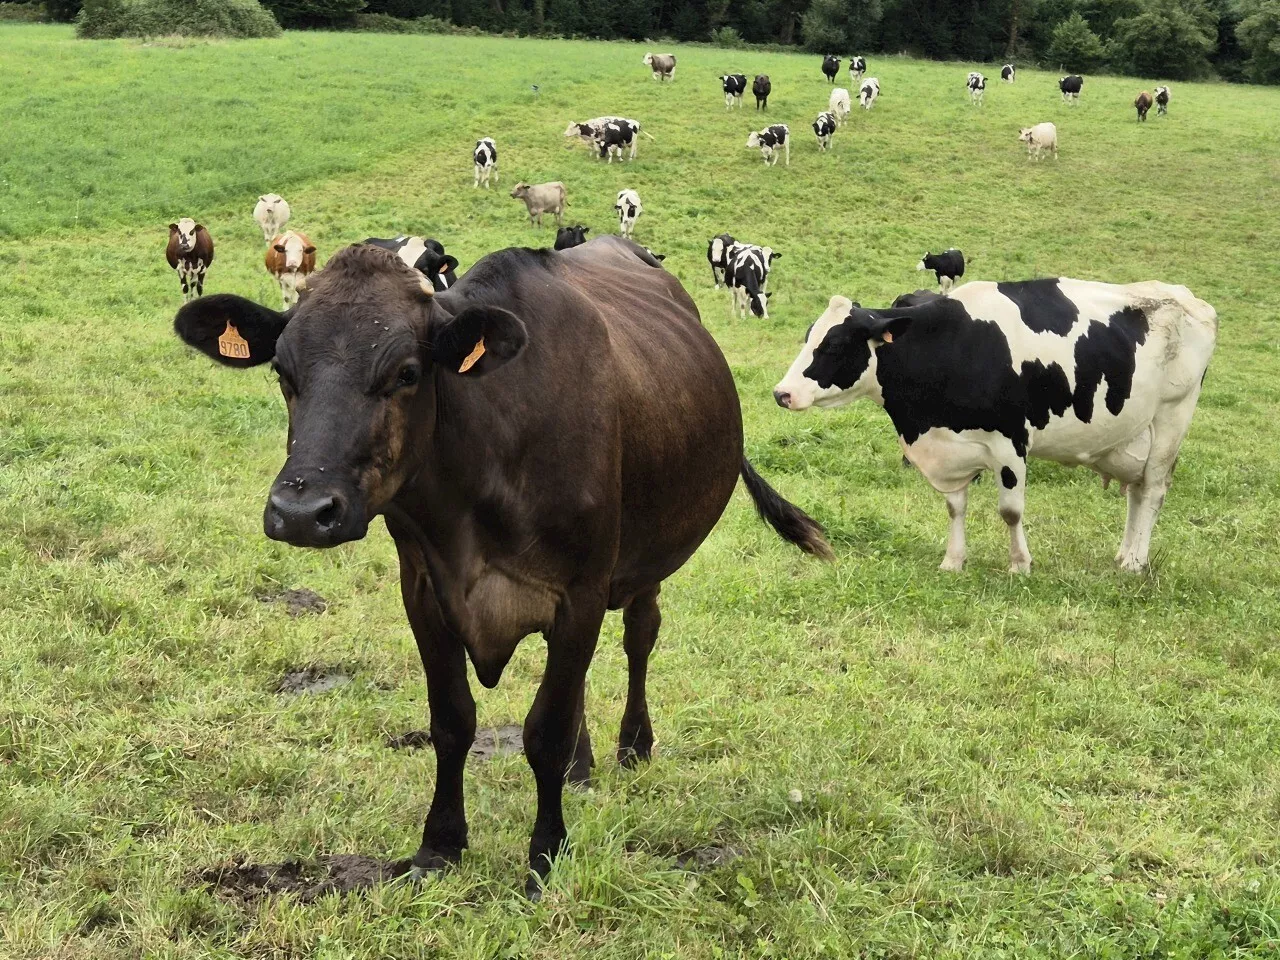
[595, 120, 637, 162]
[615, 189, 642, 238]
[822, 55, 840, 83]
[747, 124, 790, 166]
[727, 244, 780, 319]
[812, 111, 837, 151]
[565, 118, 650, 158]
[967, 72, 986, 105]
[707, 233, 737, 288]
[473, 138, 498, 188]
[1060, 75, 1084, 103]
[859, 78, 880, 109]
[1155, 85, 1170, 116]
[554, 224, 590, 250]
[1001, 63, 1016, 83]
[917, 249, 965, 293]
[361, 236, 459, 290]
[849, 56, 867, 83]
[753, 74, 771, 109]
[721, 73, 747, 109]
[773, 279, 1217, 573]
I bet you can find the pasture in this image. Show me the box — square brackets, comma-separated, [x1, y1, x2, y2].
[4, 22, 1280, 958]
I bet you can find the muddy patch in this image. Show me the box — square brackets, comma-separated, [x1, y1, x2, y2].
[385, 729, 432, 751]
[196, 855, 409, 904]
[260, 588, 328, 617]
[470, 724, 523, 760]
[673, 845, 744, 871]
[276, 666, 352, 695]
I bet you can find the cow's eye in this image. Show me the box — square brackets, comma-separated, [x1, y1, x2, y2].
[395, 364, 421, 390]
[273, 365, 297, 398]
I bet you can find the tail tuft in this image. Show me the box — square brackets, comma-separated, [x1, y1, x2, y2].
[740, 457, 835, 561]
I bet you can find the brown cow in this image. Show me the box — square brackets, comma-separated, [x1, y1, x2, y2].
[1135, 90, 1153, 121]
[172, 236, 831, 897]
[265, 230, 317, 308]
[166, 218, 214, 302]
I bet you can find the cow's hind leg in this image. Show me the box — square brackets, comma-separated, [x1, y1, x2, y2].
[998, 460, 1031, 574]
[618, 585, 660, 766]
[940, 485, 970, 572]
[1118, 391, 1201, 572]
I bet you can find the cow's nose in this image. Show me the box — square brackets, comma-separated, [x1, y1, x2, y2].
[265, 488, 351, 546]
[773, 389, 792, 409]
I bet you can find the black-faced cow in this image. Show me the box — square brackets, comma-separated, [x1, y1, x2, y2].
[473, 138, 498, 188]
[1135, 91, 1153, 121]
[812, 111, 837, 151]
[967, 72, 986, 106]
[166, 218, 214, 302]
[721, 73, 747, 109]
[1155, 85, 1170, 115]
[707, 233, 736, 288]
[595, 120, 637, 163]
[1060, 75, 1084, 103]
[772, 279, 1217, 574]
[172, 237, 831, 897]
[362, 236, 460, 291]
[727, 244, 781, 319]
[554, 225, 590, 250]
[822, 55, 840, 83]
[565, 118, 650, 158]
[747, 124, 790, 166]
[849, 56, 867, 83]
[615, 189, 642, 239]
[644, 52, 676, 81]
[917, 249, 965, 294]
[1001, 63, 1016, 83]
[753, 74, 771, 109]
[859, 77, 880, 109]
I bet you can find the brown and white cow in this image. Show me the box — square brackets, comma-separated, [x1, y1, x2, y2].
[265, 230, 317, 308]
[166, 218, 214, 302]
[172, 236, 830, 897]
[643, 52, 676, 81]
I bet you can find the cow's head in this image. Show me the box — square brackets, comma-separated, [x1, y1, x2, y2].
[773, 295, 909, 411]
[1018, 128, 1033, 142]
[746, 132, 762, 148]
[510, 183, 530, 199]
[412, 240, 460, 291]
[272, 232, 316, 272]
[173, 245, 526, 548]
[556, 225, 589, 248]
[170, 218, 203, 254]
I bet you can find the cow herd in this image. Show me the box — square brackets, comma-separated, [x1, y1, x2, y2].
[161, 47, 1215, 897]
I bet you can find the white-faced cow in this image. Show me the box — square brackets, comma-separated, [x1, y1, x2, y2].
[265, 230, 317, 309]
[510, 182, 567, 227]
[967, 72, 986, 106]
[1001, 63, 1016, 83]
[707, 233, 737, 288]
[813, 111, 837, 151]
[473, 138, 498, 188]
[822, 55, 840, 83]
[1019, 122, 1058, 160]
[171, 236, 831, 898]
[166, 218, 214, 302]
[253, 194, 290, 243]
[644, 52, 676, 81]
[859, 77, 880, 109]
[917, 249, 965, 293]
[747, 124, 790, 166]
[753, 74, 771, 109]
[829, 87, 852, 125]
[615, 189, 642, 238]
[721, 73, 747, 109]
[727, 243, 781, 319]
[773, 279, 1217, 573]
[1155, 85, 1170, 115]
[361, 236, 460, 291]
[1060, 75, 1084, 103]
[554, 225, 590, 250]
[849, 56, 867, 83]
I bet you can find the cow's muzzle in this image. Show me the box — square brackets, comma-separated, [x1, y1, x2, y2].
[264, 475, 367, 547]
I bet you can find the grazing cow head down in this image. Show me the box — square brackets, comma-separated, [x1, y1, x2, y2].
[170, 218, 203, 254]
[172, 245, 527, 548]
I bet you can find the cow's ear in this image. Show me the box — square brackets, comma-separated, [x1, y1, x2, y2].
[439, 256, 459, 275]
[865, 313, 911, 344]
[174, 294, 290, 368]
[195, 224, 207, 233]
[430, 306, 527, 376]
[168, 223, 178, 232]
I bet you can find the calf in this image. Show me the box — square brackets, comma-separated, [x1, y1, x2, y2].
[1060, 74, 1083, 104]
[727, 244, 778, 319]
[361, 236, 459, 290]
[967, 72, 986, 106]
[859, 78, 880, 109]
[253, 194, 290, 243]
[829, 87, 852, 125]
[595, 120, 636, 163]
[773, 279, 1217, 573]
[265, 230, 317, 309]
[849, 56, 867, 83]
[822, 55, 840, 83]
[473, 138, 498, 188]
[917, 249, 965, 294]
[1134, 91, 1153, 121]
[753, 74, 771, 109]
[1001, 63, 1016, 83]
[747, 124, 790, 166]
[812, 111, 837, 151]
[1019, 122, 1058, 160]
[644, 52, 676, 81]
[707, 233, 737, 288]
[510, 181, 567, 227]
[172, 237, 830, 898]
[166, 218, 214, 302]
[1155, 85, 1170, 116]
[721, 73, 747, 109]
[554, 225, 590, 250]
[615, 189, 642, 239]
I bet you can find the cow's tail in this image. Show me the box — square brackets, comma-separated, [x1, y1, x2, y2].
[740, 457, 835, 561]
[640, 130, 656, 140]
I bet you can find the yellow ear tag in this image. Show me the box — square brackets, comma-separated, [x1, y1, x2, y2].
[458, 337, 485, 373]
[881, 332, 894, 344]
[218, 322, 250, 359]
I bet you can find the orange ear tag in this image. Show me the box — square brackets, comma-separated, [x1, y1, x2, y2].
[881, 332, 894, 343]
[218, 322, 250, 359]
[458, 337, 486, 373]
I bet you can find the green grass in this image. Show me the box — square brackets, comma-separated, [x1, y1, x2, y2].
[3, 22, 1280, 959]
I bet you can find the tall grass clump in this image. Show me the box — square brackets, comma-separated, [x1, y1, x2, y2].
[77, 0, 281, 39]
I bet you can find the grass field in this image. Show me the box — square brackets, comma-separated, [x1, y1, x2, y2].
[3, 22, 1280, 958]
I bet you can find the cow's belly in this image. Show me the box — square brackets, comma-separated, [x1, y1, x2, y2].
[905, 428, 1013, 492]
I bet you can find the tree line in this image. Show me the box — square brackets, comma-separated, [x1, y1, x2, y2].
[39, 0, 1280, 83]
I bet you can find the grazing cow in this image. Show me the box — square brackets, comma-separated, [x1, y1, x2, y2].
[721, 73, 747, 109]
[510, 182, 567, 227]
[849, 56, 867, 83]
[362, 237, 460, 290]
[1019, 122, 1058, 160]
[166, 218, 214, 302]
[812, 111, 837, 151]
[772, 279, 1217, 573]
[859, 78, 880, 109]
[554, 225, 590, 250]
[253, 194, 290, 244]
[473, 138, 498, 188]
[707, 233, 737, 288]
[265, 230, 317, 309]
[171, 237, 831, 898]
[565, 117, 650, 158]
[1001, 63, 1016, 83]
[1135, 91, 1153, 121]
[917, 249, 965, 294]
[1060, 75, 1084, 104]
[822, 55, 840, 83]
[829, 87, 852, 125]
[595, 120, 637, 163]
[615, 189, 642, 239]
[644, 52, 676, 81]
[967, 72, 986, 106]
[747, 124, 790, 166]
[1155, 85, 1170, 116]
[727, 244, 780, 319]
[753, 74, 771, 110]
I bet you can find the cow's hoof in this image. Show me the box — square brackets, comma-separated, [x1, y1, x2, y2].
[939, 557, 965, 573]
[524, 872, 545, 902]
[1008, 560, 1032, 575]
[410, 847, 462, 872]
[1117, 556, 1147, 573]
[617, 741, 653, 768]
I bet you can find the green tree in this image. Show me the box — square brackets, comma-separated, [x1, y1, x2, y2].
[1110, 0, 1217, 77]
[46, 0, 84, 20]
[259, 0, 365, 28]
[1047, 10, 1107, 68]
[800, 0, 882, 52]
[1237, 0, 1280, 81]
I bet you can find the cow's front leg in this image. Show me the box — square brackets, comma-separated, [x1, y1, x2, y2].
[940, 486, 969, 572]
[524, 594, 605, 899]
[998, 461, 1031, 573]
